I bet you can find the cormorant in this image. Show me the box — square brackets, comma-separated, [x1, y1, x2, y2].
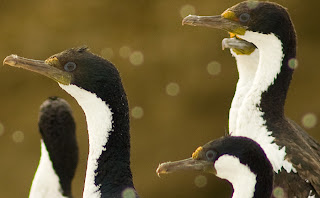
[29, 97, 78, 198]
[157, 136, 274, 198]
[182, 1, 320, 197]
[4, 47, 138, 198]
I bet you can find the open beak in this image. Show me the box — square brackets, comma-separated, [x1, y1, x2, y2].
[156, 157, 215, 177]
[182, 15, 247, 35]
[3, 55, 71, 85]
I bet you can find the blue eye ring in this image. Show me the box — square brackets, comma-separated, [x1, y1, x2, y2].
[206, 150, 217, 161]
[64, 62, 77, 72]
[239, 13, 250, 23]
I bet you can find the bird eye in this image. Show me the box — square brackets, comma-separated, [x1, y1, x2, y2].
[205, 150, 217, 161]
[64, 62, 77, 72]
[239, 13, 250, 23]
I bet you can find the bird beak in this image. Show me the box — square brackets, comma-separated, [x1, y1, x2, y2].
[222, 37, 256, 55]
[3, 55, 71, 85]
[156, 157, 215, 177]
[182, 15, 247, 35]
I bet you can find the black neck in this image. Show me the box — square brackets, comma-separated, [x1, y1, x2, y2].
[94, 82, 137, 197]
[216, 137, 274, 198]
[260, 30, 296, 121]
[234, 138, 274, 198]
[39, 102, 78, 197]
[253, 169, 274, 198]
[245, 146, 274, 198]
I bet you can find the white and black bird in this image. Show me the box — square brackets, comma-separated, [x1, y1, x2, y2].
[182, 1, 320, 197]
[29, 97, 78, 198]
[157, 136, 274, 198]
[4, 47, 138, 198]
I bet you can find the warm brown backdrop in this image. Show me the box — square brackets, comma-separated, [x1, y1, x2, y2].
[0, 0, 319, 197]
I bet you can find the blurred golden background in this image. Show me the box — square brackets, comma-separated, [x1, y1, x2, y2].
[0, 0, 319, 197]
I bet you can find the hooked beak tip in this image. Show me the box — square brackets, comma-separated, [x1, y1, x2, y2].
[3, 55, 18, 66]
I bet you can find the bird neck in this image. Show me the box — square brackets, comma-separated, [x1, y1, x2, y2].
[37, 101, 77, 198]
[234, 32, 296, 173]
[232, 49, 259, 86]
[240, 31, 295, 119]
[229, 49, 259, 133]
[215, 154, 272, 198]
[59, 84, 136, 198]
[215, 155, 257, 198]
[29, 140, 67, 198]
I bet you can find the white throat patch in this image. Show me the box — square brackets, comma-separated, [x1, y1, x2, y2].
[215, 155, 257, 198]
[229, 49, 259, 133]
[59, 84, 114, 198]
[234, 31, 296, 173]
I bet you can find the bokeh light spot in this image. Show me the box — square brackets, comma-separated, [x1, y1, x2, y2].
[0, 122, 4, 136]
[131, 106, 144, 119]
[288, 58, 298, 69]
[12, 131, 24, 143]
[101, 48, 114, 59]
[194, 175, 207, 188]
[129, 51, 144, 66]
[166, 82, 180, 96]
[273, 186, 285, 198]
[207, 61, 221, 76]
[302, 113, 317, 129]
[180, 4, 196, 18]
[119, 46, 132, 59]
[122, 187, 136, 198]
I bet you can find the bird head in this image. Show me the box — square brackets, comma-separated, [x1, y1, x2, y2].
[3, 47, 122, 95]
[182, 1, 295, 50]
